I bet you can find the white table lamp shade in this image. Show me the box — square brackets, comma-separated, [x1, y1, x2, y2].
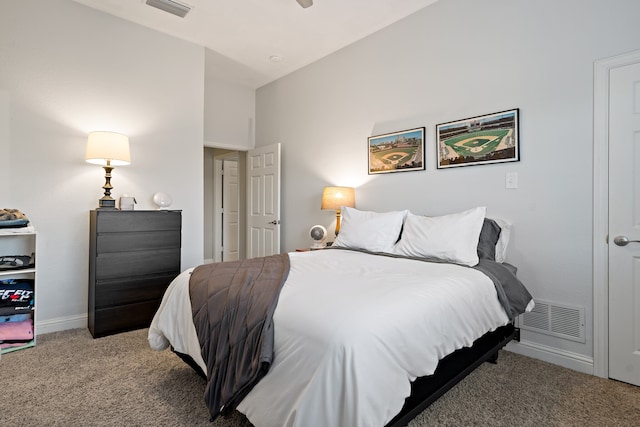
[86, 131, 131, 166]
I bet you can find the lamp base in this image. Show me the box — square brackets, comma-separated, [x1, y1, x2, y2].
[97, 163, 118, 210]
[97, 198, 117, 210]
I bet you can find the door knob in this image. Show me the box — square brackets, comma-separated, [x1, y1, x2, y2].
[613, 235, 640, 246]
[268, 220, 281, 225]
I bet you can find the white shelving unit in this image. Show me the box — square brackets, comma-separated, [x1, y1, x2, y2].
[0, 226, 36, 354]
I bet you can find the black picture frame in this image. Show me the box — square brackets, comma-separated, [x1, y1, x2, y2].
[436, 109, 519, 169]
[368, 127, 425, 175]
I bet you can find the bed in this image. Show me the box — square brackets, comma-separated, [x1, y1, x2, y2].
[149, 206, 533, 427]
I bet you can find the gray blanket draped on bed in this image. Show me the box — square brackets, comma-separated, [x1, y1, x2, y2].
[189, 253, 290, 421]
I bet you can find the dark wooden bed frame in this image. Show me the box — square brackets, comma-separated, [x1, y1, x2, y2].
[386, 323, 518, 427]
[174, 323, 518, 426]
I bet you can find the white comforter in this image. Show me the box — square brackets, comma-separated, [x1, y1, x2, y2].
[149, 249, 511, 427]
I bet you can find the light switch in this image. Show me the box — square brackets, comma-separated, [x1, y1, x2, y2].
[505, 172, 518, 189]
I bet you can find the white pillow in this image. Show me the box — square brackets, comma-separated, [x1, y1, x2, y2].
[394, 206, 486, 266]
[333, 206, 408, 253]
[493, 218, 511, 263]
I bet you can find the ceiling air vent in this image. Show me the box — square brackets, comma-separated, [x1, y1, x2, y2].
[145, 0, 192, 18]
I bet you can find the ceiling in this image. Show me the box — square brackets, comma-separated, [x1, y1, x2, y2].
[72, 0, 441, 88]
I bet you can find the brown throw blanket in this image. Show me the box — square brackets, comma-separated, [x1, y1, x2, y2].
[189, 254, 290, 421]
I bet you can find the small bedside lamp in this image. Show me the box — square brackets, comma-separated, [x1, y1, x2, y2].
[86, 131, 130, 210]
[321, 186, 355, 236]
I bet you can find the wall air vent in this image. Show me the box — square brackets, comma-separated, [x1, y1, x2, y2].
[145, 0, 192, 18]
[520, 299, 585, 343]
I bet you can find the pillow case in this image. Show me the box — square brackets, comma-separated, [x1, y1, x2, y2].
[332, 206, 408, 253]
[477, 218, 502, 261]
[493, 218, 511, 263]
[393, 206, 486, 266]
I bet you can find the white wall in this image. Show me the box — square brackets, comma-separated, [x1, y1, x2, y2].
[256, 0, 640, 367]
[0, 91, 9, 201]
[204, 49, 256, 150]
[1, 0, 205, 332]
[202, 48, 255, 266]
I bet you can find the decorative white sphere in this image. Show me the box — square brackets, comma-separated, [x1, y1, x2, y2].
[153, 192, 172, 209]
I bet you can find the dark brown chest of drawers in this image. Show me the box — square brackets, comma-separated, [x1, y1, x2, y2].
[88, 210, 181, 338]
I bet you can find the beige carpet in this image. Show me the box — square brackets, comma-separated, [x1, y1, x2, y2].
[0, 328, 638, 426]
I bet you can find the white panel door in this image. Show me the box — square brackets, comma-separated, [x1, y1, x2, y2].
[247, 143, 281, 258]
[609, 61, 640, 386]
[222, 158, 239, 261]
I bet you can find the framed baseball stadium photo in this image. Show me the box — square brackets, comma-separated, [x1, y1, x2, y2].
[368, 127, 425, 174]
[436, 108, 520, 169]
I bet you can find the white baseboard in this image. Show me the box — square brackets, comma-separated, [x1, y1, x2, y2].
[506, 339, 594, 375]
[35, 315, 595, 377]
[36, 313, 87, 335]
